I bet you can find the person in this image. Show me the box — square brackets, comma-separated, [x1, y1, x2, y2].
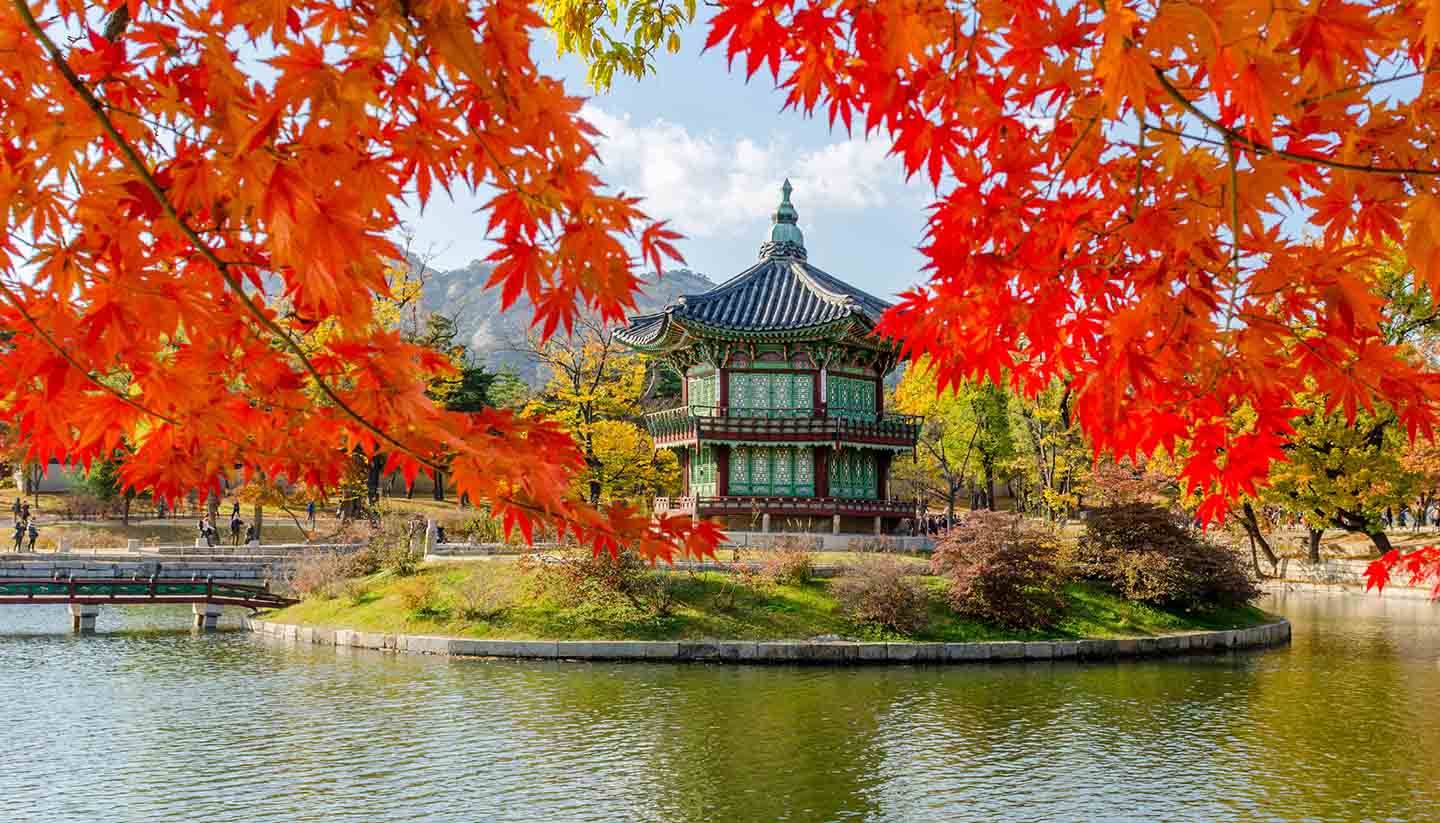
[12, 521, 24, 552]
[435, 525, 447, 545]
[244, 524, 256, 545]
[27, 520, 38, 552]
[307, 500, 316, 529]
[198, 518, 215, 547]
[231, 499, 240, 519]
[10, 498, 19, 520]
[230, 513, 243, 546]
[20, 502, 30, 522]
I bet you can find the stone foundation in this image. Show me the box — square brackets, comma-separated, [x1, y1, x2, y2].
[244, 616, 1292, 665]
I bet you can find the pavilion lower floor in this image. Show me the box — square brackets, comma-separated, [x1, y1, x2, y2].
[653, 494, 915, 535]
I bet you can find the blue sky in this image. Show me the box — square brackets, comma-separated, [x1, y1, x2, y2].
[398, 25, 934, 302]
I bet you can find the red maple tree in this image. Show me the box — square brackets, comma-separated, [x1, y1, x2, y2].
[0, 0, 720, 560]
[706, 0, 1440, 590]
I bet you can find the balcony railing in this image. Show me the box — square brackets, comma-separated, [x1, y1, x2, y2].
[643, 405, 921, 446]
[657, 496, 914, 518]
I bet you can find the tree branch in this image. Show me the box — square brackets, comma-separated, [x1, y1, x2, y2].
[1153, 66, 1440, 177]
[13, 0, 442, 472]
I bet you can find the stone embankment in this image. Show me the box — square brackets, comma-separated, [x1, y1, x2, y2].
[244, 615, 1291, 664]
[1262, 558, 1435, 600]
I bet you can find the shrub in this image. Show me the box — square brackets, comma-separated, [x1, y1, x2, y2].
[931, 511, 1065, 629]
[395, 575, 442, 616]
[535, 550, 674, 616]
[761, 541, 815, 586]
[342, 578, 372, 606]
[1073, 504, 1260, 609]
[366, 516, 425, 576]
[833, 556, 929, 634]
[337, 544, 382, 578]
[292, 551, 347, 599]
[452, 569, 517, 621]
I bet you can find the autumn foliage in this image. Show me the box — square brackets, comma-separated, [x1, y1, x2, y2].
[0, 0, 718, 560]
[705, 0, 1440, 586]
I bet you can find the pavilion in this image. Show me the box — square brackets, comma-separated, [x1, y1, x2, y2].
[617, 181, 920, 534]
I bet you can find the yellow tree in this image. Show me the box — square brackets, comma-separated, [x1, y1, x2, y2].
[524, 316, 651, 505]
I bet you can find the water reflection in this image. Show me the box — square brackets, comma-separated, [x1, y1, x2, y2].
[0, 594, 1435, 823]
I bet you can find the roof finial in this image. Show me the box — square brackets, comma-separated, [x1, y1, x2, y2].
[761, 179, 806, 259]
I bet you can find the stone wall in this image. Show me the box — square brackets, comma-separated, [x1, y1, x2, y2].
[244, 616, 1292, 665]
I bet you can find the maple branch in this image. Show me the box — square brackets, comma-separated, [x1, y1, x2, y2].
[1297, 67, 1440, 108]
[13, 0, 442, 473]
[1152, 66, 1440, 177]
[0, 283, 180, 427]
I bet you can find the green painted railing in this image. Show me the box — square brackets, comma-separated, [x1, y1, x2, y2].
[0, 576, 295, 608]
[643, 405, 921, 441]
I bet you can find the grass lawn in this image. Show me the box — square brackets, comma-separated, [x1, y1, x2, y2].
[264, 560, 1274, 643]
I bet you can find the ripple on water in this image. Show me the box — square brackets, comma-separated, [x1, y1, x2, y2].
[0, 594, 1437, 823]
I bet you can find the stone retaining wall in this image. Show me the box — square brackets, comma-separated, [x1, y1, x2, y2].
[243, 616, 1291, 664]
[1, 555, 279, 580]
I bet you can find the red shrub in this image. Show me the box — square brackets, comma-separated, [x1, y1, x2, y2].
[931, 511, 1065, 629]
[833, 556, 929, 634]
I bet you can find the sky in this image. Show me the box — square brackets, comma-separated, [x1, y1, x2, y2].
[397, 23, 935, 302]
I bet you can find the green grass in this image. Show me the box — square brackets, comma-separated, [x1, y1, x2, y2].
[264, 561, 1274, 643]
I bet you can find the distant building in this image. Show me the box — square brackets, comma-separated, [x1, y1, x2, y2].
[618, 181, 919, 534]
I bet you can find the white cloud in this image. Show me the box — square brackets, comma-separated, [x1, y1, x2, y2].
[581, 105, 908, 238]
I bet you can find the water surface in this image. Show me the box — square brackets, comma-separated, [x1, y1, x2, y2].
[1, 593, 1436, 823]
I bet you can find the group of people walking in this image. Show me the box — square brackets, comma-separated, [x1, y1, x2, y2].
[198, 501, 258, 547]
[10, 498, 37, 552]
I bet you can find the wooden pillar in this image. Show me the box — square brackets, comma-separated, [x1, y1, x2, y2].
[718, 368, 729, 416]
[716, 444, 731, 496]
[815, 446, 831, 498]
[680, 448, 691, 495]
[874, 377, 883, 417]
[877, 452, 892, 500]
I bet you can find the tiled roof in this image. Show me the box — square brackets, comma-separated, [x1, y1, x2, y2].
[617, 180, 893, 348]
[616, 257, 892, 346]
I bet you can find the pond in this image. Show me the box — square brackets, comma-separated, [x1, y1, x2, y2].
[1, 592, 1436, 823]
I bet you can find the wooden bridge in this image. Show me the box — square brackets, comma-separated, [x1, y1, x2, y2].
[0, 568, 296, 632]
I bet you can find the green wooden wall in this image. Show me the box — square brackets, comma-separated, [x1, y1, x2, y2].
[829, 448, 877, 499]
[728, 372, 814, 417]
[727, 446, 816, 496]
[826, 375, 876, 420]
[688, 445, 717, 497]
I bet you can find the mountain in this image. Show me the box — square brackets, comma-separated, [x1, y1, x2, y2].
[417, 261, 717, 385]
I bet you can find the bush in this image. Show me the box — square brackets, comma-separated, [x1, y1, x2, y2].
[535, 550, 675, 616]
[337, 544, 382, 578]
[366, 516, 425, 576]
[761, 541, 815, 586]
[1073, 504, 1260, 609]
[833, 556, 928, 634]
[931, 511, 1065, 629]
[342, 578, 372, 606]
[395, 575, 442, 616]
[292, 551, 347, 599]
[452, 569, 517, 621]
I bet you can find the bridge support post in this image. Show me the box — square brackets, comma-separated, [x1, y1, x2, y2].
[69, 604, 99, 634]
[193, 602, 223, 631]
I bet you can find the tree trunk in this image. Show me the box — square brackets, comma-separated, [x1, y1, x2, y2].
[367, 453, 383, 505]
[984, 463, 997, 511]
[122, 494, 131, 527]
[1240, 502, 1279, 568]
[253, 504, 263, 542]
[1307, 528, 1323, 564]
[1368, 530, 1393, 555]
[432, 469, 445, 502]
